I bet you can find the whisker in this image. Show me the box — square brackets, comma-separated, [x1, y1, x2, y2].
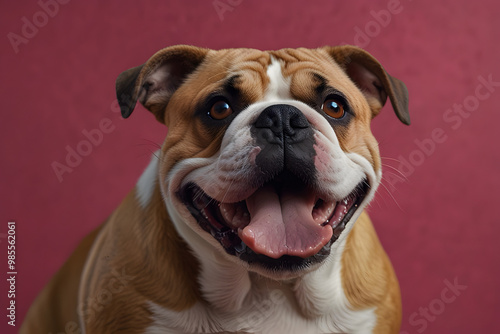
[382, 163, 407, 180]
[133, 139, 163, 161]
[221, 178, 236, 204]
[378, 176, 404, 212]
[380, 156, 402, 163]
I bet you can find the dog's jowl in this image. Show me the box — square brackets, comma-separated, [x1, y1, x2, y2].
[22, 45, 409, 334]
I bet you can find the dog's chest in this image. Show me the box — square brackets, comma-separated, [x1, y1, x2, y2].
[145, 296, 318, 334]
[143, 287, 376, 334]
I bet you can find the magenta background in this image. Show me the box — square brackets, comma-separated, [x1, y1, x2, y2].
[1, 1, 499, 333]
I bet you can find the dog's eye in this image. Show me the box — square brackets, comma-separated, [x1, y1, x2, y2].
[322, 98, 345, 119]
[209, 101, 233, 120]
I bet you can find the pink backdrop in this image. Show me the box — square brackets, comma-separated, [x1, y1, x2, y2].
[1, 1, 499, 333]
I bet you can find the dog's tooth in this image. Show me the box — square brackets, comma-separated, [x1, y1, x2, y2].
[220, 202, 236, 225]
[313, 201, 336, 224]
[220, 202, 250, 229]
[234, 239, 246, 254]
[235, 203, 251, 226]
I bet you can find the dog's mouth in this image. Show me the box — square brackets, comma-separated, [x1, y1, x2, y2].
[179, 174, 368, 271]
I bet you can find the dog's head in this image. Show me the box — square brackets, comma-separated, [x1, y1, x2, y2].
[116, 45, 409, 280]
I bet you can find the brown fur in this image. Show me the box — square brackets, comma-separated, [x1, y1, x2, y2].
[22, 46, 407, 333]
[342, 212, 402, 333]
[79, 184, 202, 333]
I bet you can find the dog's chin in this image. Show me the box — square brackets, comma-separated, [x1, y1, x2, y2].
[178, 174, 369, 277]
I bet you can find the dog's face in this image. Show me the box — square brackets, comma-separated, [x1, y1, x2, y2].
[117, 45, 409, 279]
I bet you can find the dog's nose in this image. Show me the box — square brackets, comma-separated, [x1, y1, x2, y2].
[252, 104, 316, 182]
[253, 104, 310, 145]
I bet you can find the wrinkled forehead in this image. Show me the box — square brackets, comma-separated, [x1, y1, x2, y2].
[191, 47, 357, 102]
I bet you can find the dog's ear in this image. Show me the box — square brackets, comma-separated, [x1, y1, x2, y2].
[115, 45, 209, 123]
[323, 45, 410, 125]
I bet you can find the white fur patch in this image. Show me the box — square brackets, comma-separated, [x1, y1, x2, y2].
[295, 239, 377, 333]
[264, 57, 292, 101]
[145, 249, 377, 333]
[136, 151, 160, 208]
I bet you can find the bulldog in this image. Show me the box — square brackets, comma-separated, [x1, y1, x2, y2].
[21, 45, 409, 334]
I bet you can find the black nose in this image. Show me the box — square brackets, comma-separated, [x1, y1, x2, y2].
[253, 104, 310, 145]
[251, 104, 316, 183]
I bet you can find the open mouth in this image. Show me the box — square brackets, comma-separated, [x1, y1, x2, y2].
[179, 175, 369, 271]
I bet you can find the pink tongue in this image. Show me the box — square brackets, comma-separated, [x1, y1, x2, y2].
[240, 185, 333, 259]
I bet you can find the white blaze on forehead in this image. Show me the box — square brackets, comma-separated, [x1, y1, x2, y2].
[264, 57, 292, 101]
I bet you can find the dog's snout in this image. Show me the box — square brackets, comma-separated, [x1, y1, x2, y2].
[251, 104, 316, 182]
[254, 104, 310, 145]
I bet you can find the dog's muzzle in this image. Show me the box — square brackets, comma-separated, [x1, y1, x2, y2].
[179, 105, 369, 271]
